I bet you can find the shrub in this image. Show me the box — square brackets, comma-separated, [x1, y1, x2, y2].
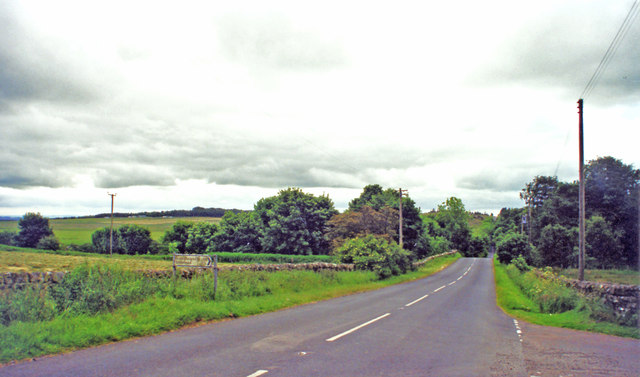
[0, 230, 16, 245]
[335, 235, 412, 279]
[36, 235, 60, 251]
[466, 235, 488, 257]
[538, 224, 577, 268]
[430, 236, 451, 255]
[505, 265, 578, 313]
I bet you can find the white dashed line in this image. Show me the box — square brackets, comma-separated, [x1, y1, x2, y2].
[433, 285, 446, 293]
[247, 370, 268, 377]
[447, 281, 456, 286]
[405, 294, 429, 307]
[326, 313, 391, 342]
[513, 319, 523, 342]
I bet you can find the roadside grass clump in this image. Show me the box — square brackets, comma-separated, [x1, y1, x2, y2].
[0, 252, 460, 363]
[493, 255, 639, 339]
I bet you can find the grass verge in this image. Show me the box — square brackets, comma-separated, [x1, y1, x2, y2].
[493, 255, 639, 339]
[556, 268, 639, 286]
[0, 253, 460, 363]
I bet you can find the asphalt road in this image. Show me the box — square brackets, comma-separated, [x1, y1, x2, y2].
[3, 257, 638, 376]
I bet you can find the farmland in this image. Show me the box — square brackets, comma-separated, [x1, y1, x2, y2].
[0, 217, 221, 245]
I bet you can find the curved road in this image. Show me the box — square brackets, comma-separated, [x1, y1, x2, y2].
[3, 257, 638, 376]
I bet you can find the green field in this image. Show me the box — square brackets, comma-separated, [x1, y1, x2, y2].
[0, 217, 221, 245]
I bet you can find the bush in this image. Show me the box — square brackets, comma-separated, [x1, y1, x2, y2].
[36, 235, 60, 251]
[466, 235, 488, 257]
[334, 235, 412, 279]
[505, 265, 578, 313]
[538, 224, 577, 268]
[92, 227, 123, 254]
[430, 236, 451, 255]
[0, 230, 16, 246]
[496, 232, 532, 264]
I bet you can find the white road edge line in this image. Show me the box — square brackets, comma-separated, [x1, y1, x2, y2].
[433, 285, 446, 293]
[247, 370, 268, 377]
[326, 313, 391, 342]
[405, 294, 429, 307]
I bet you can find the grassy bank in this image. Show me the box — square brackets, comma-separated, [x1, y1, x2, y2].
[0, 253, 460, 363]
[493, 255, 639, 339]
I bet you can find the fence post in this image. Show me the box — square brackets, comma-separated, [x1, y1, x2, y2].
[172, 254, 176, 277]
[214, 254, 218, 298]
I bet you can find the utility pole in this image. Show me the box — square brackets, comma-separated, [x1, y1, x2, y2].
[108, 193, 117, 256]
[398, 188, 408, 248]
[578, 99, 585, 281]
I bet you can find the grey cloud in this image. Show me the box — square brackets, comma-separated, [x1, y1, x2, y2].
[0, 4, 105, 107]
[456, 169, 533, 193]
[217, 13, 346, 71]
[470, 5, 640, 103]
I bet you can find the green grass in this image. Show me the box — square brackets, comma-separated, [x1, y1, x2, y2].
[0, 244, 336, 272]
[0, 217, 221, 245]
[0, 253, 461, 363]
[557, 268, 639, 286]
[493, 255, 639, 339]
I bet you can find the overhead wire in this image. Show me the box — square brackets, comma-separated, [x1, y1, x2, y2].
[580, 0, 639, 100]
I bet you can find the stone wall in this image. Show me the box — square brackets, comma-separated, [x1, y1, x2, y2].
[412, 250, 458, 268]
[0, 271, 66, 291]
[1, 251, 459, 290]
[534, 270, 639, 322]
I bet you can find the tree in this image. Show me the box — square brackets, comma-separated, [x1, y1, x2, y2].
[214, 211, 262, 253]
[92, 227, 123, 254]
[435, 197, 472, 253]
[348, 185, 427, 254]
[254, 188, 338, 255]
[538, 224, 576, 268]
[585, 156, 639, 267]
[585, 216, 624, 269]
[327, 205, 398, 250]
[185, 222, 218, 253]
[496, 232, 532, 264]
[162, 221, 194, 253]
[118, 224, 152, 254]
[16, 212, 54, 248]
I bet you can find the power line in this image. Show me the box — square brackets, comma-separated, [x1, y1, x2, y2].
[580, 0, 640, 99]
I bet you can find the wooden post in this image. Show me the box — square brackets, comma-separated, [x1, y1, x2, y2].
[578, 99, 585, 281]
[399, 188, 403, 248]
[214, 254, 218, 298]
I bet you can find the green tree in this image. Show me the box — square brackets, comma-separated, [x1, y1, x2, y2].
[496, 232, 532, 264]
[435, 197, 472, 253]
[16, 212, 54, 248]
[91, 227, 123, 254]
[118, 224, 152, 254]
[255, 188, 338, 255]
[214, 211, 261, 253]
[538, 224, 576, 268]
[585, 216, 624, 269]
[185, 222, 218, 253]
[348, 185, 427, 254]
[162, 221, 194, 253]
[36, 235, 60, 251]
[585, 156, 639, 267]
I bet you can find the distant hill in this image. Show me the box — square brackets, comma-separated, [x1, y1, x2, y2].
[0, 216, 20, 221]
[79, 206, 245, 219]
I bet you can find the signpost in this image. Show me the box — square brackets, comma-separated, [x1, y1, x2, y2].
[172, 254, 218, 295]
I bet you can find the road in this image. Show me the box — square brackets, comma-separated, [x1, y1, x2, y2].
[3, 257, 638, 376]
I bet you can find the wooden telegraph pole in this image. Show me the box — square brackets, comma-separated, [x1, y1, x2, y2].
[108, 193, 117, 256]
[578, 99, 585, 281]
[398, 188, 408, 248]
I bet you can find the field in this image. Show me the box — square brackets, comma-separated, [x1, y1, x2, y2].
[0, 217, 220, 245]
[557, 268, 639, 286]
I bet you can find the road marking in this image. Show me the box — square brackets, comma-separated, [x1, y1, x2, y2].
[513, 319, 523, 342]
[326, 313, 391, 342]
[433, 285, 446, 293]
[405, 294, 429, 307]
[456, 276, 462, 281]
[247, 370, 268, 377]
[447, 281, 456, 286]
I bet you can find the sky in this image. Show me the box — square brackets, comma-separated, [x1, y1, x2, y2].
[1, 0, 639, 217]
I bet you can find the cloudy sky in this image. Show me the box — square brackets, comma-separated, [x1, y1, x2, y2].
[1, 0, 639, 217]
